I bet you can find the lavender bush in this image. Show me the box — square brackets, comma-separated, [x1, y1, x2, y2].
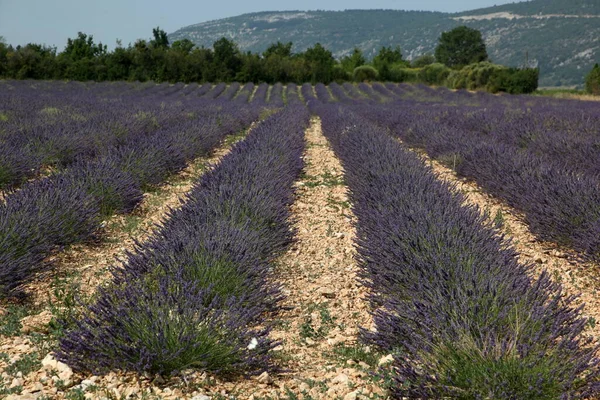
[0, 80, 265, 297]
[315, 102, 600, 399]
[57, 106, 310, 375]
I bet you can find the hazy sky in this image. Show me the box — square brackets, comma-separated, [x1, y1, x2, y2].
[0, 0, 516, 49]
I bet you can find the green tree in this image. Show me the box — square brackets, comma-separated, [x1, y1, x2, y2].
[105, 43, 131, 81]
[373, 45, 405, 80]
[58, 32, 107, 80]
[150, 27, 169, 49]
[0, 37, 7, 76]
[212, 37, 241, 82]
[373, 45, 403, 66]
[341, 48, 366, 72]
[129, 39, 153, 81]
[62, 32, 106, 61]
[263, 41, 293, 58]
[303, 43, 335, 83]
[188, 47, 214, 82]
[171, 39, 195, 55]
[5, 43, 57, 79]
[237, 52, 263, 82]
[435, 26, 488, 69]
[585, 63, 600, 95]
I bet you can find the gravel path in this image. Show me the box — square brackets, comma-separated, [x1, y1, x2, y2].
[231, 117, 383, 399]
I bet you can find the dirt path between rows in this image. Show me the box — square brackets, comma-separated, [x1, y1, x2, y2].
[225, 117, 384, 399]
[420, 150, 600, 340]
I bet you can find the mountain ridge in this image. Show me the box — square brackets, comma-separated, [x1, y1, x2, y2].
[168, 0, 600, 87]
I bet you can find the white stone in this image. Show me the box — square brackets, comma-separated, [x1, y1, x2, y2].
[257, 371, 272, 384]
[41, 354, 58, 370]
[344, 391, 358, 400]
[332, 373, 349, 384]
[378, 354, 394, 366]
[9, 377, 23, 388]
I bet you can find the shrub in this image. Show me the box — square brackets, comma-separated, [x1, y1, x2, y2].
[332, 65, 351, 83]
[387, 66, 420, 83]
[417, 63, 451, 85]
[58, 272, 278, 375]
[0, 177, 100, 296]
[446, 62, 505, 90]
[585, 63, 600, 95]
[353, 65, 379, 82]
[488, 67, 539, 94]
[58, 107, 310, 376]
[411, 54, 435, 68]
[64, 157, 143, 217]
[445, 62, 538, 94]
[0, 145, 40, 189]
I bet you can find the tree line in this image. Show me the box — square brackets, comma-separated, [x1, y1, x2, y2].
[0, 26, 540, 93]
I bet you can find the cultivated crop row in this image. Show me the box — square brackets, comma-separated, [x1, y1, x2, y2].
[0, 81, 270, 297]
[313, 100, 600, 398]
[57, 106, 310, 375]
[323, 83, 600, 262]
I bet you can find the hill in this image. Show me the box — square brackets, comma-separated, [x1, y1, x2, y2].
[168, 0, 600, 87]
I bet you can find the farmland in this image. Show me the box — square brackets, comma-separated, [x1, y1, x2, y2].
[1, 80, 600, 399]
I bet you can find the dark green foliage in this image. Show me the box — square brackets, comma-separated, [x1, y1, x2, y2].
[446, 62, 539, 94]
[411, 54, 435, 68]
[213, 37, 242, 82]
[585, 63, 600, 95]
[373, 46, 404, 67]
[62, 32, 106, 61]
[417, 63, 451, 85]
[488, 67, 539, 94]
[387, 66, 420, 83]
[150, 27, 169, 49]
[304, 43, 336, 84]
[171, 39, 195, 54]
[446, 62, 506, 90]
[263, 41, 293, 58]
[372, 46, 407, 81]
[331, 65, 351, 82]
[0, 26, 535, 93]
[435, 26, 488, 68]
[353, 65, 378, 82]
[341, 48, 366, 73]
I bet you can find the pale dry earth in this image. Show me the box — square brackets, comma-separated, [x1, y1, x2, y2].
[225, 117, 385, 399]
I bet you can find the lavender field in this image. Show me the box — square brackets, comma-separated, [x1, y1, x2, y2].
[1, 80, 600, 399]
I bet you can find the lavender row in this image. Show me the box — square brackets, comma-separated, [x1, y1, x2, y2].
[57, 106, 309, 376]
[0, 81, 242, 189]
[313, 102, 599, 399]
[346, 94, 600, 261]
[0, 99, 261, 297]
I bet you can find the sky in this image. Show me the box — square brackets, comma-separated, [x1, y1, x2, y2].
[0, 0, 517, 50]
